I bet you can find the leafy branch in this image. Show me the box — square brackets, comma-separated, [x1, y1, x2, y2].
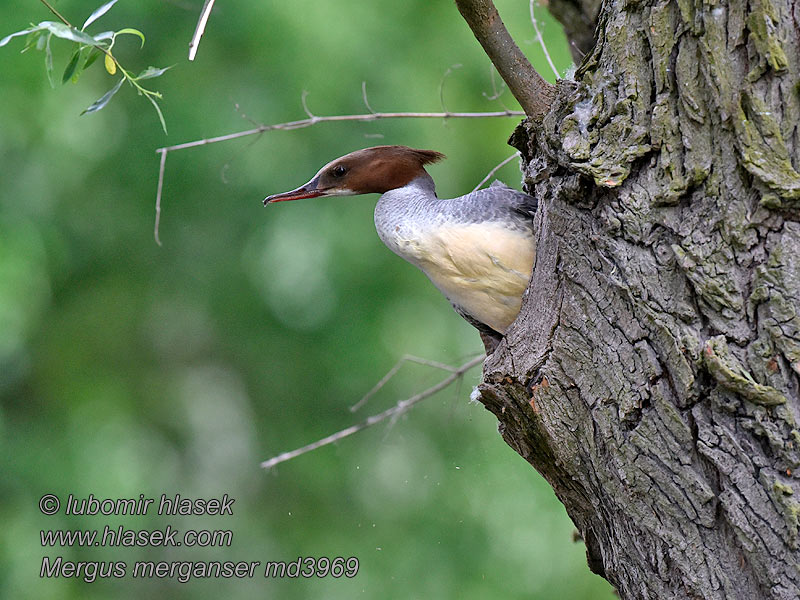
[1, 0, 170, 132]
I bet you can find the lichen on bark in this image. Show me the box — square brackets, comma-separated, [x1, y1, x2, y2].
[476, 0, 800, 596]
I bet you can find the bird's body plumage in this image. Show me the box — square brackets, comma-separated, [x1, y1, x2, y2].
[374, 174, 535, 336]
[264, 145, 537, 352]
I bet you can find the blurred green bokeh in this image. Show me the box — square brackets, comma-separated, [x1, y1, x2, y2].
[0, 1, 614, 598]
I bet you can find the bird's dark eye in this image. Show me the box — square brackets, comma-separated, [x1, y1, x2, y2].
[330, 165, 347, 177]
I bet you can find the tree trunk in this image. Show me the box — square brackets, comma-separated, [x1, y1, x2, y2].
[475, 0, 800, 597]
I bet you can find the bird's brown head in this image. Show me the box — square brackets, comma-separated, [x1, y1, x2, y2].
[263, 145, 445, 205]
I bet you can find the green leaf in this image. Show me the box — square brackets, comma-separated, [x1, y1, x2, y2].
[146, 93, 168, 134]
[21, 30, 45, 53]
[81, 77, 124, 115]
[114, 28, 145, 48]
[82, 0, 119, 31]
[39, 22, 102, 47]
[0, 26, 41, 47]
[62, 49, 82, 84]
[83, 48, 101, 70]
[136, 65, 171, 80]
[35, 31, 48, 51]
[44, 33, 54, 88]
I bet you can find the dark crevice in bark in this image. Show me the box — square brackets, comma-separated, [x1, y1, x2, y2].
[548, 0, 604, 64]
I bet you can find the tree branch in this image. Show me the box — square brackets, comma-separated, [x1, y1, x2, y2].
[188, 0, 216, 61]
[155, 109, 524, 154]
[152, 108, 524, 244]
[454, 0, 556, 119]
[39, 0, 71, 26]
[350, 354, 472, 412]
[260, 354, 484, 470]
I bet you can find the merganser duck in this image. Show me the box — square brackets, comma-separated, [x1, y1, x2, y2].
[264, 145, 537, 353]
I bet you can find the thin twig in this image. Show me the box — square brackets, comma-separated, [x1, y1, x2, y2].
[152, 108, 524, 244]
[154, 149, 166, 246]
[260, 354, 485, 470]
[455, 0, 555, 118]
[188, 0, 215, 61]
[569, 41, 586, 60]
[361, 82, 376, 114]
[471, 152, 520, 192]
[529, 0, 560, 80]
[438, 64, 462, 114]
[39, 0, 71, 26]
[300, 90, 314, 119]
[350, 354, 469, 412]
[233, 101, 260, 127]
[219, 123, 264, 184]
[484, 65, 513, 113]
[483, 64, 504, 101]
[155, 109, 524, 154]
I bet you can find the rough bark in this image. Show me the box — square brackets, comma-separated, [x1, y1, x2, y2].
[475, 0, 800, 597]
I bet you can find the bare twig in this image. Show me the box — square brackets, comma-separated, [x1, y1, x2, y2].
[154, 149, 166, 245]
[152, 107, 523, 243]
[300, 90, 314, 119]
[260, 354, 485, 470]
[483, 66, 514, 114]
[454, 0, 555, 119]
[233, 101, 260, 127]
[155, 109, 523, 154]
[471, 152, 520, 192]
[570, 41, 586, 60]
[483, 65, 505, 102]
[361, 82, 376, 114]
[188, 0, 215, 61]
[438, 64, 463, 114]
[39, 0, 71, 26]
[529, 0, 561, 80]
[350, 354, 473, 412]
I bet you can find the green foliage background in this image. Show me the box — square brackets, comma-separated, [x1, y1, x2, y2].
[0, 1, 614, 597]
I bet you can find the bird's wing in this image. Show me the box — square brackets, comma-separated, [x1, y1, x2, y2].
[470, 183, 537, 225]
